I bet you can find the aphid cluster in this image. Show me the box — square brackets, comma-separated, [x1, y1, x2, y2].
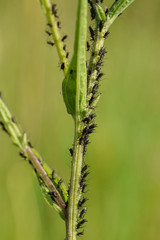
[45, 3, 69, 71]
[75, 1, 109, 235]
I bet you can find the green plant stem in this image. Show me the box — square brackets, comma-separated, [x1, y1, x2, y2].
[41, 0, 68, 75]
[26, 146, 67, 218]
[66, 120, 84, 240]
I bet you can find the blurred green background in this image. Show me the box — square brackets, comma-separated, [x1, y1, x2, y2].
[0, 0, 160, 239]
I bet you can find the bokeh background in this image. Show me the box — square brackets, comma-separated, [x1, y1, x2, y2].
[0, 0, 160, 239]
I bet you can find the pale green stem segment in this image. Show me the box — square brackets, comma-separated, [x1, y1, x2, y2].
[39, 0, 68, 75]
[0, 97, 67, 219]
[65, 0, 87, 239]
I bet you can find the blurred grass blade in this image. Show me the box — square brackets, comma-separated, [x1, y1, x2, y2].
[62, 0, 87, 119]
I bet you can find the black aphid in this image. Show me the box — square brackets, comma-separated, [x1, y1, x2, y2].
[99, 21, 104, 32]
[77, 219, 88, 229]
[66, 52, 69, 58]
[70, 69, 73, 74]
[11, 117, 16, 123]
[89, 26, 95, 40]
[118, 12, 122, 17]
[88, 0, 93, 7]
[99, 47, 106, 57]
[45, 30, 52, 36]
[49, 191, 57, 201]
[90, 6, 96, 20]
[82, 183, 87, 193]
[92, 83, 99, 94]
[104, 30, 110, 38]
[81, 164, 88, 174]
[0, 121, 10, 136]
[82, 113, 95, 124]
[96, 73, 103, 81]
[77, 231, 84, 236]
[52, 4, 58, 18]
[63, 45, 66, 51]
[58, 178, 63, 188]
[104, 7, 108, 16]
[57, 21, 61, 29]
[52, 170, 55, 179]
[28, 141, 33, 148]
[89, 95, 95, 106]
[89, 124, 97, 130]
[69, 148, 73, 156]
[47, 41, 54, 46]
[86, 41, 90, 51]
[82, 172, 89, 180]
[47, 23, 52, 28]
[79, 207, 87, 219]
[19, 152, 27, 159]
[78, 197, 88, 208]
[61, 62, 65, 70]
[61, 35, 68, 42]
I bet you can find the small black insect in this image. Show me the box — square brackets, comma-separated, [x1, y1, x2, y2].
[52, 170, 55, 179]
[99, 20, 104, 32]
[90, 6, 96, 20]
[47, 23, 52, 28]
[89, 95, 95, 106]
[69, 148, 73, 156]
[96, 73, 103, 81]
[61, 35, 68, 42]
[92, 83, 99, 94]
[81, 164, 89, 174]
[82, 183, 87, 193]
[86, 41, 90, 51]
[28, 141, 33, 148]
[0, 121, 10, 136]
[77, 231, 84, 236]
[47, 41, 54, 46]
[77, 219, 88, 229]
[89, 124, 97, 130]
[57, 21, 61, 29]
[104, 31, 110, 39]
[79, 207, 87, 219]
[88, 0, 93, 7]
[61, 62, 65, 70]
[104, 7, 108, 16]
[70, 69, 73, 74]
[118, 12, 122, 17]
[66, 52, 69, 58]
[52, 4, 58, 18]
[99, 47, 106, 57]
[49, 191, 57, 201]
[19, 152, 27, 159]
[82, 113, 95, 124]
[63, 45, 66, 51]
[58, 178, 63, 188]
[89, 26, 95, 40]
[45, 30, 52, 36]
[83, 171, 89, 178]
[11, 117, 16, 123]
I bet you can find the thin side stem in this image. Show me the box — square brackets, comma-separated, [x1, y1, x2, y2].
[26, 146, 67, 218]
[66, 120, 84, 240]
[41, 0, 68, 75]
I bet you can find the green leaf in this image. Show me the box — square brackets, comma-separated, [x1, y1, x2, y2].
[108, 0, 134, 24]
[95, 4, 106, 21]
[62, 0, 87, 119]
